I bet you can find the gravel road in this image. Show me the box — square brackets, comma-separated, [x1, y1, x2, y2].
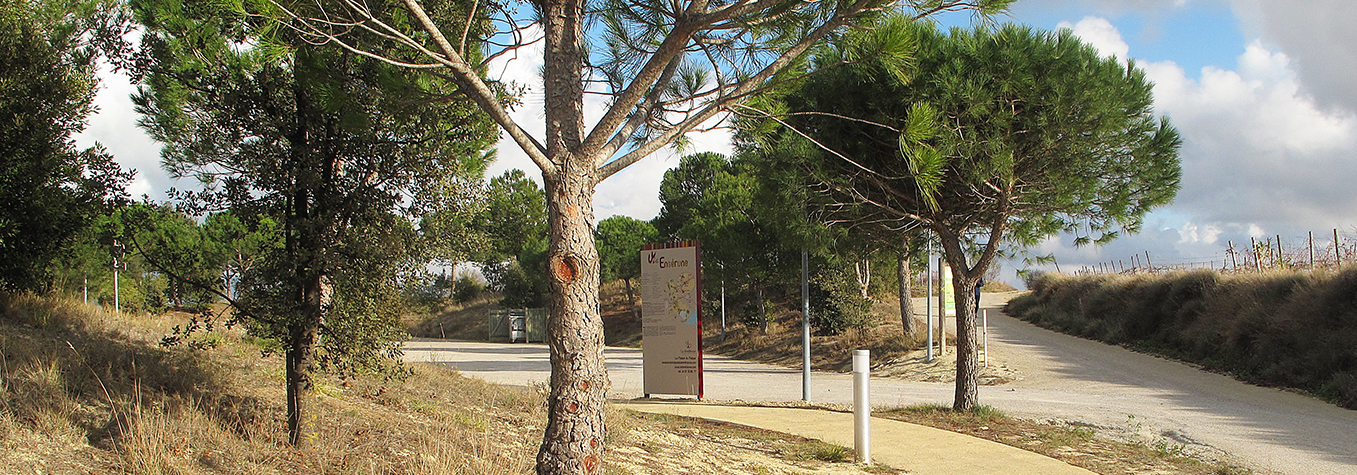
[403, 293, 1357, 475]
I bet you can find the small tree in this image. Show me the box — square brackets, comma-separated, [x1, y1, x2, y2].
[477, 169, 550, 308]
[130, 0, 496, 445]
[595, 215, 657, 320]
[752, 22, 1182, 410]
[656, 152, 795, 333]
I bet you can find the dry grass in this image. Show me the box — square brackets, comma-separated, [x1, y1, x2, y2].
[1, 291, 901, 475]
[1, 290, 548, 474]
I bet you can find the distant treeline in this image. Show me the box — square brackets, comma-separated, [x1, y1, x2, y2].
[1006, 270, 1357, 409]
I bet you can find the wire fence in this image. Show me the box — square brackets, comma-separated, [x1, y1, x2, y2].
[1068, 228, 1357, 276]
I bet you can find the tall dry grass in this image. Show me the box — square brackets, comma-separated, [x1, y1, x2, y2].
[1, 291, 546, 474]
[1007, 270, 1357, 408]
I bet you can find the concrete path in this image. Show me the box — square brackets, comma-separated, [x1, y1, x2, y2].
[615, 400, 1096, 475]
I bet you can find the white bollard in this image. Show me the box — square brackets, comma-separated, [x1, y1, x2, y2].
[853, 349, 870, 464]
[983, 308, 989, 368]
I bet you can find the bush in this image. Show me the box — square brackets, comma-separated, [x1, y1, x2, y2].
[808, 267, 873, 335]
[1007, 269, 1357, 408]
[452, 275, 485, 304]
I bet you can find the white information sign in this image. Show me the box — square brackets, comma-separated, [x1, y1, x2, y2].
[640, 241, 703, 398]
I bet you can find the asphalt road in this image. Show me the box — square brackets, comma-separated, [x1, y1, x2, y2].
[403, 294, 1357, 475]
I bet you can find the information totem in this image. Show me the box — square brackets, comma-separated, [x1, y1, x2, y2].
[640, 241, 703, 398]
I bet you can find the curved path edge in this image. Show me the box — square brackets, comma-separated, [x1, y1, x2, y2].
[615, 400, 1097, 475]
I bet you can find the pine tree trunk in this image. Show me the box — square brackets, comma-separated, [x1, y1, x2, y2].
[623, 277, 638, 321]
[756, 286, 768, 334]
[897, 251, 914, 338]
[536, 0, 607, 471]
[951, 275, 979, 411]
[939, 234, 980, 411]
[536, 171, 607, 474]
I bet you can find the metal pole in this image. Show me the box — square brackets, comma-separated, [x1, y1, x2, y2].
[83, 276, 88, 304]
[938, 257, 946, 356]
[112, 239, 122, 313]
[720, 278, 726, 342]
[802, 249, 811, 402]
[926, 240, 934, 362]
[113, 265, 120, 313]
[853, 349, 871, 464]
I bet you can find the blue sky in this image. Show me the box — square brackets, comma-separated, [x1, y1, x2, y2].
[78, 0, 1357, 284]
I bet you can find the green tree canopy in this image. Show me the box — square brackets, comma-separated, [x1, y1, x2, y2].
[656, 152, 798, 333]
[130, 0, 496, 446]
[594, 215, 657, 320]
[476, 169, 550, 308]
[747, 21, 1182, 410]
[0, 0, 132, 291]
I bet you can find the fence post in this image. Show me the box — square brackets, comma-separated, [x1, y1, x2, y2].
[1336, 229, 1343, 268]
[1276, 235, 1284, 268]
[1252, 237, 1262, 273]
[1228, 241, 1238, 271]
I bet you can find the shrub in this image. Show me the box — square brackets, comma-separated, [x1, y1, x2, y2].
[808, 266, 873, 335]
[452, 275, 486, 304]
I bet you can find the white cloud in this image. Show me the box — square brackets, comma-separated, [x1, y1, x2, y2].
[75, 64, 181, 201]
[1141, 42, 1357, 228]
[1019, 14, 1357, 280]
[1058, 16, 1129, 63]
[1231, 0, 1357, 115]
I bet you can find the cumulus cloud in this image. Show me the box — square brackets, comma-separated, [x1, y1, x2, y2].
[1018, 13, 1357, 280]
[1057, 17, 1129, 62]
[1232, 0, 1357, 115]
[1143, 43, 1357, 228]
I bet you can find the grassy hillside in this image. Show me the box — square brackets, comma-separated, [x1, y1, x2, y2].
[1, 291, 901, 475]
[1007, 270, 1357, 409]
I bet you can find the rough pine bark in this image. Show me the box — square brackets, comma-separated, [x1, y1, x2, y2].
[537, 169, 607, 474]
[897, 250, 914, 338]
[949, 271, 979, 411]
[536, 0, 608, 472]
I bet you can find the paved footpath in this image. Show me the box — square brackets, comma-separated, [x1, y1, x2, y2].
[404, 340, 1095, 473]
[614, 400, 1096, 475]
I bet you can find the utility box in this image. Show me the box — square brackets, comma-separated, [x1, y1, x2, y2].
[489, 308, 546, 343]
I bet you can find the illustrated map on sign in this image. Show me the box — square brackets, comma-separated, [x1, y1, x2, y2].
[666, 272, 697, 325]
